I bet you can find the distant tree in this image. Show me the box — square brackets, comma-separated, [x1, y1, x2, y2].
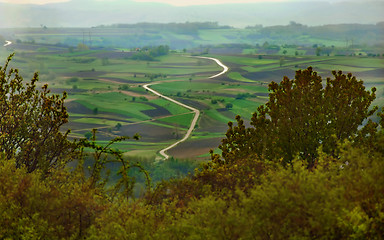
[115, 123, 122, 131]
[0, 54, 75, 174]
[279, 57, 285, 67]
[283, 50, 287, 55]
[262, 41, 269, 49]
[225, 103, 233, 109]
[214, 67, 377, 167]
[118, 84, 129, 91]
[84, 131, 93, 140]
[77, 43, 89, 51]
[93, 107, 98, 115]
[150, 45, 169, 57]
[132, 52, 154, 61]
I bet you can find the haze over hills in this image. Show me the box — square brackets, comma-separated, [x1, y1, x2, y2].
[0, 0, 383, 28]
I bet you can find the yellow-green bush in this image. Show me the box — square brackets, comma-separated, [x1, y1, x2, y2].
[0, 157, 107, 239]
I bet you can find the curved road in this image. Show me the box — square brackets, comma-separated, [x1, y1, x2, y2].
[144, 56, 229, 160]
[3, 41, 12, 47]
[193, 56, 229, 79]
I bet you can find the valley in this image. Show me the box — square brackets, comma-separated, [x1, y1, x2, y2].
[1, 26, 383, 162]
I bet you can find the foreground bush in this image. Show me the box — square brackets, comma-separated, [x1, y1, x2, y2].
[0, 54, 75, 174]
[0, 156, 107, 239]
[86, 142, 384, 239]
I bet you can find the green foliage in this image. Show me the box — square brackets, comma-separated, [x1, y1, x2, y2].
[235, 92, 253, 99]
[115, 122, 122, 130]
[84, 131, 93, 139]
[89, 141, 384, 239]
[118, 84, 129, 90]
[77, 43, 89, 51]
[65, 76, 79, 85]
[215, 67, 377, 167]
[131, 45, 170, 61]
[0, 54, 75, 174]
[0, 155, 107, 239]
[78, 129, 150, 199]
[225, 103, 233, 109]
[131, 52, 154, 61]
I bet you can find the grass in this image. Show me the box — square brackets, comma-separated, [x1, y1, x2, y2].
[328, 57, 384, 68]
[73, 117, 121, 126]
[230, 99, 262, 117]
[158, 113, 195, 128]
[204, 109, 234, 124]
[211, 55, 276, 66]
[314, 64, 376, 73]
[150, 98, 190, 115]
[72, 92, 153, 120]
[228, 72, 257, 82]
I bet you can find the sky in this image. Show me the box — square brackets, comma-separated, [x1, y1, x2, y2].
[0, 0, 357, 5]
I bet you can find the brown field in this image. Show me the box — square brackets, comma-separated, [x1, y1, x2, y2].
[168, 137, 223, 159]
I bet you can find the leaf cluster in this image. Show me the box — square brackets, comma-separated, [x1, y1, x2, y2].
[215, 67, 377, 167]
[0, 54, 76, 174]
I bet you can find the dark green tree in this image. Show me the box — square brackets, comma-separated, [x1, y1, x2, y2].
[214, 67, 377, 167]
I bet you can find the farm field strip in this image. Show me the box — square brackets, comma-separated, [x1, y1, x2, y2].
[70, 111, 193, 133]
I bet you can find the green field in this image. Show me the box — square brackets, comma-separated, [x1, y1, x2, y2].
[1, 32, 383, 160]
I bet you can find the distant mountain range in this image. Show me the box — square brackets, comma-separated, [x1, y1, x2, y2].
[0, 0, 383, 28]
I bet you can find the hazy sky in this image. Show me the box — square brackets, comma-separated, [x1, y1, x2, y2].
[135, 0, 305, 5]
[0, 0, 357, 5]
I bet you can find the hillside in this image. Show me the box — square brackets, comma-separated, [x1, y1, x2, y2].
[0, 0, 383, 28]
[1, 22, 383, 50]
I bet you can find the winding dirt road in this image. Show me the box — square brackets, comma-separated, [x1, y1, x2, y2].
[3, 41, 12, 47]
[144, 56, 229, 160]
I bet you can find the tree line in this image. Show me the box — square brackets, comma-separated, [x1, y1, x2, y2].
[97, 22, 231, 35]
[131, 45, 170, 61]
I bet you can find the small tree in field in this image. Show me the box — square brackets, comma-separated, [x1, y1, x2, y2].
[214, 67, 377, 167]
[0, 54, 75, 174]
